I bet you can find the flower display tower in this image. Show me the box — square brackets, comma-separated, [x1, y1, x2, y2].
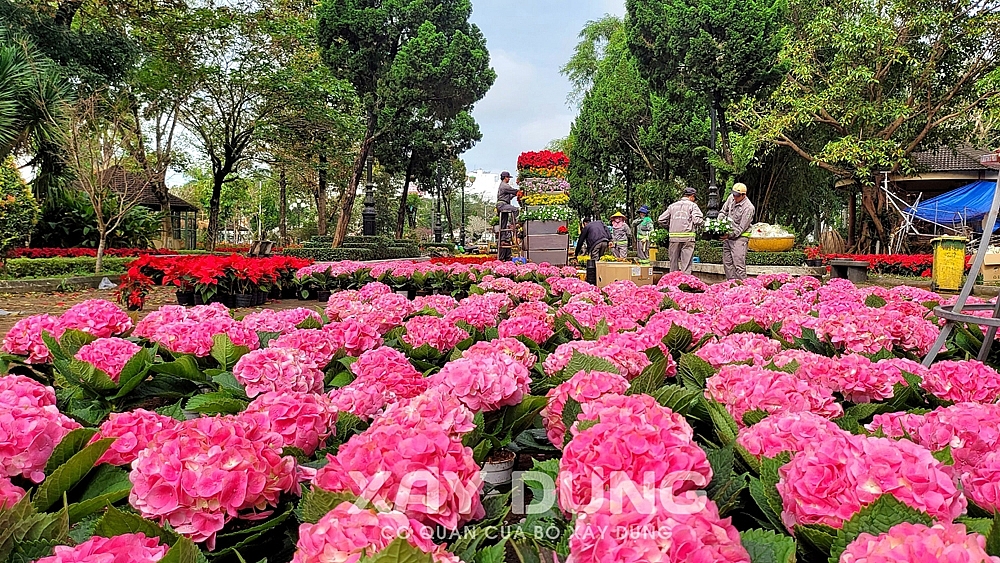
[517, 150, 572, 266]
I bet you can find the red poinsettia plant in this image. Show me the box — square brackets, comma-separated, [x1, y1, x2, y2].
[517, 150, 569, 170]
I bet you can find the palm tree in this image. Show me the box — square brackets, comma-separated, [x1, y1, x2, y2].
[0, 27, 73, 162]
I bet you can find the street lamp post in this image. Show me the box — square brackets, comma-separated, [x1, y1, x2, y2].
[460, 176, 467, 248]
[433, 164, 443, 243]
[707, 105, 720, 219]
[362, 150, 376, 236]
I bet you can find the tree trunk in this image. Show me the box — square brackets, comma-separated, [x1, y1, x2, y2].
[847, 185, 857, 249]
[396, 152, 416, 238]
[279, 169, 287, 244]
[715, 101, 735, 168]
[95, 235, 106, 274]
[207, 173, 224, 251]
[443, 184, 455, 241]
[317, 155, 329, 236]
[333, 114, 377, 247]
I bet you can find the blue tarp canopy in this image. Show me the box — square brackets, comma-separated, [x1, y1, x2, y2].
[908, 180, 1000, 228]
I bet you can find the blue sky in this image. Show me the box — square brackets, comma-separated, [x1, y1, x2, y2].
[462, 0, 626, 175]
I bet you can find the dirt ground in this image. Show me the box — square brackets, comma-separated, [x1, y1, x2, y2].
[0, 286, 324, 335]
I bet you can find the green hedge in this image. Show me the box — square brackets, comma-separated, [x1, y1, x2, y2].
[283, 248, 375, 262]
[0, 257, 130, 279]
[421, 242, 456, 251]
[302, 241, 332, 249]
[310, 235, 334, 244]
[694, 241, 805, 266]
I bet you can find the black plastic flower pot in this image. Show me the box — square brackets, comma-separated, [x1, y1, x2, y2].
[176, 291, 195, 306]
[234, 293, 254, 308]
[317, 290, 332, 303]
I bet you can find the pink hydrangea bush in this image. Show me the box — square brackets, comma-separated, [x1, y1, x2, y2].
[241, 308, 322, 334]
[374, 387, 476, 439]
[497, 316, 554, 345]
[706, 365, 843, 425]
[566, 496, 750, 563]
[542, 337, 651, 380]
[34, 532, 169, 563]
[147, 316, 259, 358]
[91, 409, 179, 466]
[839, 522, 999, 563]
[323, 319, 385, 358]
[541, 370, 630, 448]
[241, 391, 337, 455]
[961, 450, 1000, 513]
[428, 350, 530, 413]
[696, 333, 782, 368]
[558, 394, 711, 515]
[313, 419, 484, 530]
[271, 329, 343, 367]
[777, 433, 966, 531]
[232, 347, 324, 398]
[463, 337, 536, 370]
[0, 374, 56, 408]
[292, 502, 459, 563]
[329, 346, 428, 418]
[74, 337, 142, 381]
[1, 314, 62, 364]
[401, 315, 469, 353]
[412, 294, 459, 314]
[0, 475, 24, 509]
[0, 404, 80, 482]
[129, 415, 299, 548]
[737, 412, 847, 459]
[58, 299, 133, 338]
[923, 360, 1000, 403]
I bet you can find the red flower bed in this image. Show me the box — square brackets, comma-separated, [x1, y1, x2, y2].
[117, 254, 312, 309]
[517, 150, 569, 170]
[429, 255, 496, 265]
[6, 248, 177, 259]
[823, 253, 973, 277]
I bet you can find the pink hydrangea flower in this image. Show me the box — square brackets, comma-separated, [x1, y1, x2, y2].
[292, 502, 459, 563]
[241, 308, 322, 334]
[272, 328, 343, 367]
[330, 347, 427, 419]
[839, 522, 999, 563]
[0, 475, 24, 509]
[74, 337, 142, 381]
[132, 304, 228, 339]
[428, 351, 530, 413]
[233, 347, 324, 398]
[34, 532, 168, 563]
[412, 294, 459, 315]
[558, 394, 711, 515]
[58, 299, 133, 338]
[542, 370, 630, 448]
[543, 338, 651, 380]
[401, 315, 469, 353]
[923, 360, 1000, 403]
[737, 412, 847, 458]
[1, 314, 62, 364]
[357, 281, 393, 301]
[148, 317, 259, 358]
[696, 333, 782, 368]
[497, 316, 554, 345]
[567, 494, 750, 563]
[777, 433, 966, 531]
[0, 374, 56, 408]
[241, 391, 337, 455]
[313, 420, 484, 530]
[508, 301, 553, 323]
[374, 387, 476, 439]
[129, 415, 299, 549]
[0, 404, 80, 482]
[706, 365, 843, 425]
[92, 409, 178, 466]
[323, 319, 384, 358]
[463, 338, 536, 370]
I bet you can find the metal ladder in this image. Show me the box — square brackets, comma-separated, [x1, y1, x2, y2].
[497, 210, 520, 260]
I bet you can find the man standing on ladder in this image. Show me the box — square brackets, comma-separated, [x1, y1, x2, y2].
[496, 171, 519, 261]
[719, 182, 755, 280]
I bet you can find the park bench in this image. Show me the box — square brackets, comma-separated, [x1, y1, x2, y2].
[248, 241, 274, 258]
[829, 259, 869, 283]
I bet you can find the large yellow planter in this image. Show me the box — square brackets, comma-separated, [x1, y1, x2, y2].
[749, 236, 795, 252]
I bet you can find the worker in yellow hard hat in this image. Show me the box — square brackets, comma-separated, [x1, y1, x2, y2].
[609, 211, 631, 259]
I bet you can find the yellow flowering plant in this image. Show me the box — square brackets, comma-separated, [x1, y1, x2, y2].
[521, 193, 570, 206]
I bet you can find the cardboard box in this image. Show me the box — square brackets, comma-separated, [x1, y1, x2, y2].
[596, 262, 654, 288]
[982, 253, 1000, 282]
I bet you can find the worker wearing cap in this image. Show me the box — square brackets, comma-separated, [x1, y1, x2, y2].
[609, 211, 631, 259]
[719, 182, 755, 280]
[633, 206, 655, 262]
[658, 187, 704, 274]
[496, 171, 519, 261]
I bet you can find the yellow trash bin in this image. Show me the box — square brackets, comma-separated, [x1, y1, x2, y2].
[931, 236, 967, 292]
[649, 247, 658, 262]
